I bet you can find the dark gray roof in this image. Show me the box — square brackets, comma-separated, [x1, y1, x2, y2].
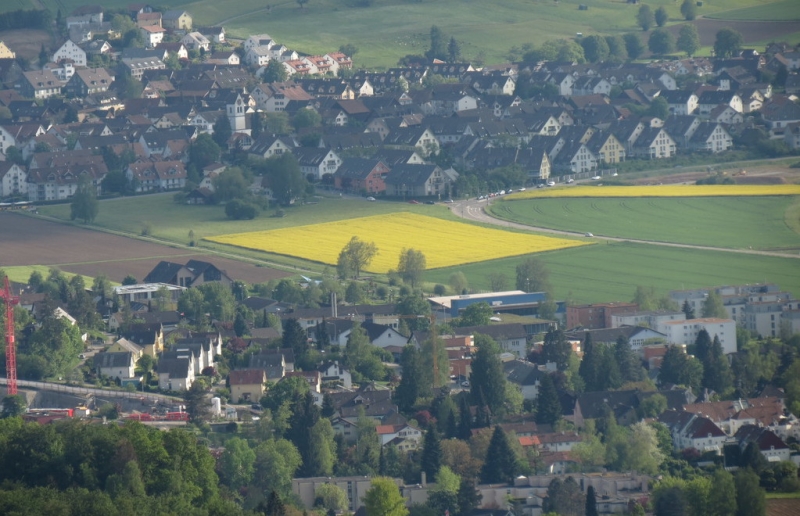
[158, 358, 191, 379]
[143, 260, 185, 284]
[503, 360, 543, 386]
[458, 323, 527, 341]
[383, 163, 439, 187]
[94, 351, 133, 369]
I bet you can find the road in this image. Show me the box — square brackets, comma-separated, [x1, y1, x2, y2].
[449, 197, 800, 260]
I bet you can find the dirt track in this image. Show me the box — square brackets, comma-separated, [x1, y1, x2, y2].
[0, 213, 290, 284]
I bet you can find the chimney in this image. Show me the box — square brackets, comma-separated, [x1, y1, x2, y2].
[420, 471, 427, 487]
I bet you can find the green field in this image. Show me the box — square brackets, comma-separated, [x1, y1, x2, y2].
[489, 196, 800, 251]
[705, 0, 800, 20]
[18, 0, 779, 67]
[427, 240, 800, 304]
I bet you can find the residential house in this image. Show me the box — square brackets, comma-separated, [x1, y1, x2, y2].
[94, 351, 136, 381]
[143, 259, 233, 287]
[64, 67, 113, 97]
[659, 410, 728, 453]
[229, 369, 266, 403]
[197, 26, 225, 44]
[656, 318, 737, 354]
[631, 126, 676, 159]
[293, 147, 341, 180]
[573, 77, 612, 97]
[249, 352, 287, 381]
[107, 337, 144, 360]
[689, 123, 733, 154]
[383, 126, 440, 156]
[52, 40, 87, 67]
[458, 323, 528, 358]
[121, 322, 165, 357]
[162, 10, 192, 30]
[126, 160, 187, 192]
[140, 25, 166, 47]
[384, 164, 456, 198]
[156, 42, 188, 60]
[26, 163, 107, 201]
[20, 69, 62, 99]
[113, 283, 185, 309]
[660, 90, 699, 115]
[66, 5, 103, 28]
[319, 361, 352, 388]
[586, 130, 626, 164]
[122, 57, 166, 80]
[243, 34, 275, 54]
[734, 424, 792, 463]
[181, 32, 210, 52]
[503, 360, 543, 400]
[157, 358, 194, 391]
[574, 389, 694, 428]
[0, 162, 26, 198]
[333, 158, 390, 193]
[206, 51, 239, 66]
[697, 90, 743, 115]
[136, 11, 162, 28]
[248, 133, 294, 158]
[376, 423, 422, 447]
[0, 41, 15, 59]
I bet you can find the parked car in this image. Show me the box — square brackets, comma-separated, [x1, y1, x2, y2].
[366, 196, 376, 201]
[546, 181, 556, 186]
[591, 175, 601, 180]
[585, 232, 594, 237]
[566, 178, 575, 183]
[408, 199, 420, 204]
[425, 200, 435, 205]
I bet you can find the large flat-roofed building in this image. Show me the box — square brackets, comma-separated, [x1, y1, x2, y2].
[656, 317, 737, 354]
[113, 283, 185, 303]
[566, 302, 638, 330]
[428, 290, 550, 318]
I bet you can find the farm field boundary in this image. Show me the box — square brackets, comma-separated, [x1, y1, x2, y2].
[504, 184, 800, 201]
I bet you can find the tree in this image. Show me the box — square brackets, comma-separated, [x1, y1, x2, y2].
[480, 426, 518, 484]
[655, 6, 668, 27]
[184, 382, 210, 424]
[339, 43, 358, 58]
[292, 108, 321, 130]
[623, 33, 646, 60]
[70, 176, 99, 223]
[314, 483, 348, 513]
[677, 24, 700, 56]
[701, 335, 733, 394]
[458, 302, 493, 327]
[189, 133, 221, 169]
[649, 28, 675, 55]
[457, 477, 482, 516]
[212, 115, 232, 148]
[653, 485, 689, 516]
[681, 299, 695, 319]
[637, 5, 655, 31]
[283, 318, 308, 364]
[427, 26, 446, 61]
[579, 332, 601, 391]
[487, 272, 508, 292]
[345, 281, 364, 304]
[541, 329, 572, 371]
[735, 468, 765, 516]
[421, 428, 442, 480]
[536, 373, 561, 426]
[395, 345, 421, 411]
[659, 345, 703, 391]
[261, 59, 288, 83]
[714, 28, 744, 58]
[707, 468, 736, 516]
[544, 476, 584, 516]
[398, 248, 426, 288]
[219, 437, 255, 490]
[605, 35, 628, 63]
[585, 485, 598, 516]
[364, 477, 409, 516]
[702, 291, 727, 318]
[1, 395, 26, 418]
[681, 0, 697, 20]
[516, 257, 551, 293]
[469, 334, 507, 415]
[449, 271, 469, 294]
[447, 37, 461, 62]
[337, 236, 377, 279]
[581, 35, 610, 63]
[263, 153, 305, 205]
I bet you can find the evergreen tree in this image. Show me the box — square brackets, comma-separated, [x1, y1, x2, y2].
[702, 335, 733, 394]
[469, 334, 507, 415]
[615, 335, 644, 383]
[314, 319, 330, 350]
[536, 373, 562, 426]
[541, 328, 572, 371]
[395, 345, 421, 412]
[212, 115, 232, 147]
[421, 428, 442, 480]
[427, 25, 446, 60]
[682, 299, 695, 319]
[585, 485, 598, 516]
[544, 476, 584, 516]
[262, 490, 286, 516]
[457, 395, 474, 439]
[251, 112, 263, 138]
[702, 291, 727, 318]
[457, 477, 482, 516]
[321, 393, 336, 418]
[447, 37, 461, 62]
[480, 426, 517, 484]
[290, 392, 322, 476]
[282, 318, 308, 364]
[579, 332, 600, 391]
[708, 468, 736, 516]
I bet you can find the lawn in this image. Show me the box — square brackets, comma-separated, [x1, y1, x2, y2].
[1, 265, 99, 286]
[21, 0, 780, 67]
[206, 212, 589, 272]
[489, 196, 800, 251]
[705, 0, 800, 20]
[426, 241, 800, 304]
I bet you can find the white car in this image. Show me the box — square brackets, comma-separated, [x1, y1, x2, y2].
[591, 175, 601, 180]
[612, 172, 619, 177]
[366, 196, 376, 201]
[585, 232, 594, 237]
[546, 181, 556, 187]
[566, 178, 575, 183]
[518, 187, 526, 192]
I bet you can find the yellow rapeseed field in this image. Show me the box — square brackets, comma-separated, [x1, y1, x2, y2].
[505, 184, 800, 200]
[206, 213, 589, 273]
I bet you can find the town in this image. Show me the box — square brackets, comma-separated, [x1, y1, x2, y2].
[0, 2, 799, 516]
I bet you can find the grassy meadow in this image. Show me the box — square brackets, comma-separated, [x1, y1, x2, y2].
[20, 0, 784, 67]
[426, 241, 800, 304]
[489, 196, 800, 251]
[704, 0, 800, 20]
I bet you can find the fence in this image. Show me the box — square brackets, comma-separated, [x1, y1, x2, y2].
[0, 378, 181, 403]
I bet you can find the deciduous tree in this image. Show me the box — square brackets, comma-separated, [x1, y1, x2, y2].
[714, 28, 744, 59]
[398, 248, 427, 288]
[337, 236, 377, 279]
[637, 5, 655, 31]
[469, 334, 507, 415]
[648, 28, 675, 55]
[677, 24, 700, 57]
[70, 175, 99, 224]
[681, 0, 697, 20]
[364, 477, 409, 516]
[655, 6, 668, 27]
[623, 33, 646, 60]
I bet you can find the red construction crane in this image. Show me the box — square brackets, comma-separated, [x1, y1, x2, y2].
[1, 277, 19, 395]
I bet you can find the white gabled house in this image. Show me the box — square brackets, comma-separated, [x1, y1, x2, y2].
[52, 40, 86, 67]
[689, 123, 733, 154]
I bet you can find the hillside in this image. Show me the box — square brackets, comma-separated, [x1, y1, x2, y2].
[24, 0, 792, 67]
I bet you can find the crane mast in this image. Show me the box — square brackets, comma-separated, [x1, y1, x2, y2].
[2, 277, 18, 395]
